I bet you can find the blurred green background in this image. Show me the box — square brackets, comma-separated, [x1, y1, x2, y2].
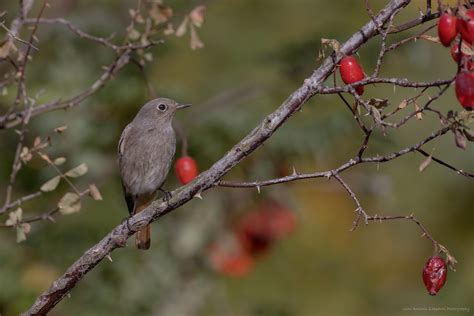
[0, 0, 473, 315]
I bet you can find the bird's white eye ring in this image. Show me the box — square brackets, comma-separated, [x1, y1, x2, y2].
[157, 103, 167, 112]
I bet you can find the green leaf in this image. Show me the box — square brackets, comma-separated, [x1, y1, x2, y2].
[40, 176, 61, 192]
[58, 193, 81, 215]
[65, 163, 88, 178]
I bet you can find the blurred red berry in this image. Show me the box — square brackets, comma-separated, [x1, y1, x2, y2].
[458, 9, 474, 44]
[455, 71, 474, 111]
[438, 13, 458, 46]
[422, 256, 447, 295]
[175, 156, 198, 184]
[208, 236, 255, 277]
[236, 201, 296, 256]
[339, 55, 365, 95]
[236, 212, 273, 256]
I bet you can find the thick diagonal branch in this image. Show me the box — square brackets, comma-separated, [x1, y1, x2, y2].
[24, 1, 411, 314]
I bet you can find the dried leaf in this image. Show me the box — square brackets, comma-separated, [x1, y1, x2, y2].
[58, 193, 81, 215]
[371, 106, 382, 123]
[368, 98, 389, 109]
[65, 163, 88, 178]
[149, 4, 173, 25]
[163, 23, 174, 35]
[398, 99, 408, 109]
[89, 184, 103, 201]
[38, 152, 52, 163]
[446, 254, 458, 271]
[463, 129, 474, 142]
[33, 136, 41, 148]
[454, 129, 467, 150]
[20, 147, 32, 163]
[175, 16, 189, 37]
[414, 103, 423, 120]
[54, 157, 66, 165]
[5, 208, 22, 226]
[127, 27, 141, 41]
[189, 5, 206, 27]
[0, 39, 15, 58]
[40, 176, 61, 192]
[419, 34, 441, 44]
[144, 53, 153, 62]
[459, 41, 473, 56]
[321, 38, 341, 54]
[190, 26, 204, 50]
[16, 223, 31, 243]
[419, 155, 432, 172]
[54, 125, 68, 133]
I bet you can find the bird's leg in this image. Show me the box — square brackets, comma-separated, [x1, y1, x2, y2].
[159, 187, 172, 204]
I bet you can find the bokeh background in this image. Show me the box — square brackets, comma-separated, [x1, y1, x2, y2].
[0, 0, 473, 315]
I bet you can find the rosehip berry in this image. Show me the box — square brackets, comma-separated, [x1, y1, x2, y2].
[455, 71, 474, 111]
[458, 9, 474, 44]
[175, 156, 198, 184]
[438, 13, 458, 46]
[339, 55, 365, 95]
[422, 256, 447, 295]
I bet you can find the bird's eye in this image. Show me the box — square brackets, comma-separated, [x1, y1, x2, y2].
[157, 103, 167, 112]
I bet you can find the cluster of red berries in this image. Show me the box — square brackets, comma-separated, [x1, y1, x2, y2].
[338, 8, 473, 111]
[438, 9, 474, 111]
[175, 156, 199, 184]
[422, 256, 448, 295]
[208, 201, 296, 277]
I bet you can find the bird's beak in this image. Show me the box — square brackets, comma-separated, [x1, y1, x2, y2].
[177, 103, 192, 110]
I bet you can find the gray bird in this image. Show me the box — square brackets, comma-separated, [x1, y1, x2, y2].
[118, 98, 191, 250]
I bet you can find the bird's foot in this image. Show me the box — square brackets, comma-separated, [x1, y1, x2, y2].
[121, 215, 134, 232]
[159, 188, 172, 205]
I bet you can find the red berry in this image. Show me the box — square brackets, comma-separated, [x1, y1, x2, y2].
[339, 56, 365, 95]
[455, 71, 474, 111]
[422, 256, 447, 295]
[175, 156, 198, 184]
[438, 13, 458, 46]
[458, 9, 474, 44]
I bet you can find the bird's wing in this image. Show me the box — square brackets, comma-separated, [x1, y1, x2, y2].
[118, 123, 132, 161]
[118, 124, 135, 214]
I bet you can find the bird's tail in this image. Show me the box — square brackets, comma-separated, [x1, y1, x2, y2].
[134, 197, 153, 250]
